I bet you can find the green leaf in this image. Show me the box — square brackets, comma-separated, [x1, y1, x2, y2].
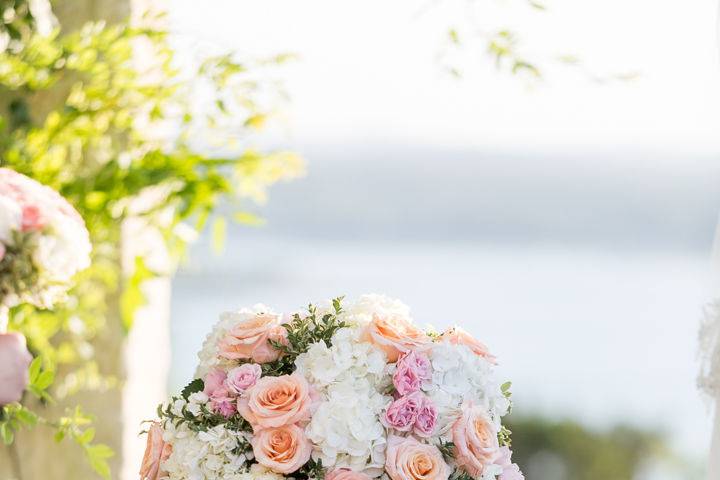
[181, 378, 205, 400]
[85, 443, 114, 480]
[0, 423, 14, 445]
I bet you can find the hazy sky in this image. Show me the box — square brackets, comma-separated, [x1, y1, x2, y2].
[170, 0, 720, 156]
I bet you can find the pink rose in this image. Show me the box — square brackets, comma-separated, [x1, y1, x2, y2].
[0, 333, 33, 405]
[393, 351, 432, 395]
[210, 387, 237, 418]
[139, 422, 172, 480]
[440, 327, 497, 364]
[0, 243, 5, 262]
[325, 468, 372, 480]
[219, 313, 288, 364]
[251, 424, 312, 474]
[21, 205, 45, 232]
[225, 363, 262, 395]
[382, 392, 424, 432]
[413, 397, 438, 437]
[364, 314, 431, 362]
[238, 373, 316, 429]
[495, 447, 524, 480]
[452, 402, 499, 477]
[385, 435, 450, 480]
[203, 368, 227, 397]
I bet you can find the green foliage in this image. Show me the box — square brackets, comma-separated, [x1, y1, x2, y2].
[0, 7, 303, 477]
[507, 416, 671, 479]
[298, 457, 326, 480]
[180, 378, 204, 400]
[437, 439, 456, 462]
[263, 296, 347, 376]
[158, 394, 252, 436]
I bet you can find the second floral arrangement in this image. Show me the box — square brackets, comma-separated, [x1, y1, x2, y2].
[140, 295, 523, 480]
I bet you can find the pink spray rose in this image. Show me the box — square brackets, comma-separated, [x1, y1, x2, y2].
[413, 396, 438, 437]
[210, 387, 238, 418]
[203, 368, 227, 397]
[495, 447, 524, 480]
[225, 363, 262, 395]
[382, 392, 423, 432]
[393, 350, 432, 395]
[325, 468, 372, 480]
[382, 391, 437, 433]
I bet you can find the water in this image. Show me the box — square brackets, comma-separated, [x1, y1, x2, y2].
[169, 147, 719, 465]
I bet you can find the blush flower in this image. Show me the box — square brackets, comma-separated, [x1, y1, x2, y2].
[203, 368, 227, 397]
[325, 468, 373, 480]
[495, 446, 524, 480]
[209, 387, 237, 418]
[251, 424, 312, 474]
[393, 350, 432, 395]
[139, 422, 172, 480]
[238, 373, 316, 429]
[225, 363, 262, 395]
[385, 435, 450, 480]
[440, 327, 497, 364]
[219, 312, 288, 364]
[413, 396, 438, 437]
[364, 314, 431, 362]
[382, 392, 424, 432]
[452, 402, 499, 477]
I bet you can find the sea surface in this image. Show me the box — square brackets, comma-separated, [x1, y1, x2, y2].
[169, 147, 720, 466]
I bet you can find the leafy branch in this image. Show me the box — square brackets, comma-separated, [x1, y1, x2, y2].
[263, 296, 347, 376]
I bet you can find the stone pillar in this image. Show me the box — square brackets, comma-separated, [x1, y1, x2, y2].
[0, 1, 170, 479]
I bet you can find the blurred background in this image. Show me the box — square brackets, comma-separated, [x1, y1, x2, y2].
[168, 0, 720, 479]
[1, 0, 719, 479]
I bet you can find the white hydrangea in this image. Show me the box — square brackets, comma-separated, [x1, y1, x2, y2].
[162, 422, 251, 480]
[295, 326, 391, 477]
[340, 294, 412, 328]
[195, 304, 275, 379]
[425, 341, 510, 436]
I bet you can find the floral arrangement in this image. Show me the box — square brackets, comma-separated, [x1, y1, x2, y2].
[0, 168, 91, 326]
[141, 295, 523, 480]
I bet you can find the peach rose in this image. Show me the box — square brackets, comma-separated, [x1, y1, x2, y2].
[251, 424, 312, 474]
[452, 402, 499, 477]
[139, 423, 172, 480]
[385, 435, 450, 480]
[238, 373, 316, 429]
[219, 313, 288, 364]
[364, 314, 431, 362]
[326, 468, 373, 480]
[440, 327, 497, 364]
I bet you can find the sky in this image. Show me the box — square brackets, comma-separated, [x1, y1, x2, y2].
[169, 0, 720, 156]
